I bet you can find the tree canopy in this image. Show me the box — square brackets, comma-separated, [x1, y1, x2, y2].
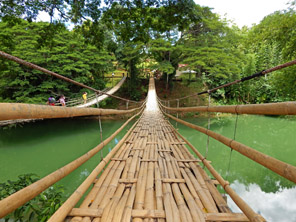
[0, 0, 295, 104]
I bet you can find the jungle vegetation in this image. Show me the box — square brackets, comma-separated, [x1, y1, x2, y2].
[0, 0, 295, 104]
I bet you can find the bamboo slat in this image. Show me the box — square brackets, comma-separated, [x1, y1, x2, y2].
[205, 213, 251, 221]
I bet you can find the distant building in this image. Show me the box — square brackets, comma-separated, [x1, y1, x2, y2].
[176, 64, 196, 77]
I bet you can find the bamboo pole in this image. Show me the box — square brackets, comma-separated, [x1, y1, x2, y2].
[0, 110, 142, 218]
[165, 112, 296, 184]
[160, 101, 296, 116]
[133, 141, 149, 222]
[169, 120, 266, 222]
[112, 188, 130, 222]
[100, 184, 125, 221]
[70, 143, 132, 222]
[0, 101, 145, 121]
[121, 185, 136, 221]
[47, 114, 142, 222]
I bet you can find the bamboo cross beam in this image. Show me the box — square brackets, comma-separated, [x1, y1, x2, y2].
[118, 179, 138, 183]
[140, 159, 158, 162]
[161, 178, 186, 183]
[176, 159, 201, 162]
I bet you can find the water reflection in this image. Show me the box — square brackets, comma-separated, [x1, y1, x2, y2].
[176, 115, 296, 221]
[228, 180, 296, 222]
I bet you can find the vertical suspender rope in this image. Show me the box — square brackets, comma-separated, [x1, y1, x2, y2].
[95, 93, 104, 163]
[176, 99, 179, 128]
[126, 101, 129, 110]
[225, 111, 239, 182]
[205, 92, 211, 160]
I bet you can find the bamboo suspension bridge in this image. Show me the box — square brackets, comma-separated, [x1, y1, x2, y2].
[0, 51, 296, 221]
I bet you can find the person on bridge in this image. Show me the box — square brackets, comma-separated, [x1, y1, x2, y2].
[82, 92, 87, 104]
[58, 95, 66, 106]
[47, 96, 55, 106]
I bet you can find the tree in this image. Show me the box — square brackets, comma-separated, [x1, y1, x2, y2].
[0, 20, 114, 103]
[180, 6, 245, 101]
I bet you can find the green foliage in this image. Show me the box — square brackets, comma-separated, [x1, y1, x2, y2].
[0, 20, 113, 103]
[0, 1, 295, 104]
[0, 174, 64, 222]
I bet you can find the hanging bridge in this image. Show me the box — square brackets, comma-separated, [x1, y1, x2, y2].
[0, 51, 296, 222]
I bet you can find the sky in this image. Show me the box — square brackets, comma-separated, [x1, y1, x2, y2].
[37, 0, 292, 29]
[195, 0, 291, 27]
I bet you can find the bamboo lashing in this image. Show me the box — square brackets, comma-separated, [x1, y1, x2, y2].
[159, 101, 296, 115]
[0, 109, 143, 218]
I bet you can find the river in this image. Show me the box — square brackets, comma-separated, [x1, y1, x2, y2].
[174, 114, 296, 222]
[0, 115, 295, 221]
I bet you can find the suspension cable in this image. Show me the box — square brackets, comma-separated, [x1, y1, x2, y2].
[205, 93, 211, 159]
[176, 99, 179, 128]
[160, 59, 296, 102]
[225, 113, 239, 184]
[0, 50, 142, 104]
[95, 93, 104, 163]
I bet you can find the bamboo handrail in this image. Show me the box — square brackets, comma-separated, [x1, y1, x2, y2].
[163, 112, 296, 184]
[48, 110, 144, 222]
[159, 101, 296, 115]
[0, 108, 144, 218]
[166, 119, 265, 222]
[0, 102, 144, 121]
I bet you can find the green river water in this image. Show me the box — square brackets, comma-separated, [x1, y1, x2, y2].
[0, 115, 295, 221]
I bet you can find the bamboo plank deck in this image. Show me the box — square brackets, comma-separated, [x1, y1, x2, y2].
[64, 78, 247, 222]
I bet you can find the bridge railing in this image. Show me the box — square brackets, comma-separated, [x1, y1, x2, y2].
[157, 99, 295, 222]
[158, 100, 296, 184]
[0, 101, 146, 219]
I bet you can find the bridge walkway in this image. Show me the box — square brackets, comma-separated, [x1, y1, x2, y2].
[76, 77, 126, 108]
[50, 78, 256, 222]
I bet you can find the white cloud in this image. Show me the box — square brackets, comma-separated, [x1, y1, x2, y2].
[195, 0, 290, 27]
[227, 180, 296, 222]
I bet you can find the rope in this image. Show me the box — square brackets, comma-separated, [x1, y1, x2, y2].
[0, 50, 142, 104]
[95, 93, 104, 164]
[160, 59, 296, 102]
[225, 113, 239, 183]
[205, 93, 211, 160]
[176, 99, 179, 128]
